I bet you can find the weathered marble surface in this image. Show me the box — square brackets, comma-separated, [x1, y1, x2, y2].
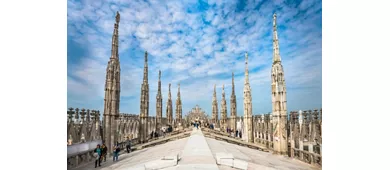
[72, 128, 319, 170]
[176, 128, 219, 169]
[73, 137, 188, 170]
[206, 137, 320, 170]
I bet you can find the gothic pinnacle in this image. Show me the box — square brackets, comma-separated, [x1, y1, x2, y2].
[168, 83, 171, 99]
[145, 51, 148, 63]
[115, 11, 120, 24]
[110, 12, 120, 59]
[273, 13, 282, 63]
[245, 52, 249, 85]
[232, 72, 235, 94]
[222, 84, 225, 96]
[213, 84, 217, 100]
[143, 51, 148, 83]
[177, 83, 180, 98]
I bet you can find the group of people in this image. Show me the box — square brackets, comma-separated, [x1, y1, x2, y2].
[191, 121, 201, 129]
[225, 128, 242, 138]
[93, 137, 132, 168]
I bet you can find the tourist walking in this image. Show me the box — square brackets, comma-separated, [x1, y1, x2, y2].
[126, 137, 131, 153]
[101, 143, 107, 162]
[93, 144, 101, 168]
[113, 144, 120, 161]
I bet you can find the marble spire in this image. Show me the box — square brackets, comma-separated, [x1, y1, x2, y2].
[140, 51, 149, 118]
[156, 70, 162, 124]
[243, 52, 253, 143]
[139, 51, 149, 143]
[166, 83, 173, 125]
[230, 72, 237, 133]
[220, 84, 227, 130]
[103, 11, 121, 154]
[175, 83, 182, 124]
[271, 13, 288, 155]
[212, 84, 219, 124]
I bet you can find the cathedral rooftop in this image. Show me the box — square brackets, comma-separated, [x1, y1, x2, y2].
[72, 128, 319, 170]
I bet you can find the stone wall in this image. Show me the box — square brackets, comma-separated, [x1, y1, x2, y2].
[213, 108, 322, 167]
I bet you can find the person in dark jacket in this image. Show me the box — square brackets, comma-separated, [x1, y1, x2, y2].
[126, 137, 131, 153]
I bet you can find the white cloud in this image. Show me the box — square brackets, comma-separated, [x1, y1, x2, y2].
[68, 0, 322, 115]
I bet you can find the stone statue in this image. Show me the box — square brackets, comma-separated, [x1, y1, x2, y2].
[115, 11, 120, 23]
[80, 133, 86, 143]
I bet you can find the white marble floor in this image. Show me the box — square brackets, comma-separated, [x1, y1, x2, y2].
[73, 128, 320, 170]
[206, 137, 321, 170]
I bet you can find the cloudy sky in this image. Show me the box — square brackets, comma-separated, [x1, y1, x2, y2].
[67, 0, 322, 117]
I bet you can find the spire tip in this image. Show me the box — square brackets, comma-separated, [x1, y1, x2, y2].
[115, 11, 120, 24]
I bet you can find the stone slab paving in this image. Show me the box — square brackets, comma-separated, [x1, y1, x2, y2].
[73, 137, 188, 170]
[72, 128, 319, 170]
[173, 128, 219, 170]
[205, 137, 321, 170]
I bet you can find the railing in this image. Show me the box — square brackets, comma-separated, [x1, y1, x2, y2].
[292, 148, 322, 167]
[67, 138, 138, 169]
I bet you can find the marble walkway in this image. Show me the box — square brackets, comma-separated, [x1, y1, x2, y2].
[73, 128, 319, 170]
[174, 127, 219, 170]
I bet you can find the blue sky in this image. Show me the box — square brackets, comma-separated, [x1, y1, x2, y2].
[67, 0, 322, 117]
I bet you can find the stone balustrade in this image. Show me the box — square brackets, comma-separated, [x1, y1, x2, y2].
[68, 106, 321, 168]
[67, 108, 102, 145]
[206, 108, 322, 168]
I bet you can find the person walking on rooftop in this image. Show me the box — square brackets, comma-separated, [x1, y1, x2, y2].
[126, 137, 131, 153]
[101, 143, 107, 162]
[113, 144, 120, 161]
[93, 144, 102, 168]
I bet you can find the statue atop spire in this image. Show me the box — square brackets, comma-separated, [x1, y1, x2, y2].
[115, 11, 120, 24]
[273, 13, 282, 63]
[245, 52, 250, 85]
[110, 12, 120, 59]
[143, 51, 148, 83]
[169, 83, 171, 96]
[177, 83, 181, 97]
[145, 51, 148, 63]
